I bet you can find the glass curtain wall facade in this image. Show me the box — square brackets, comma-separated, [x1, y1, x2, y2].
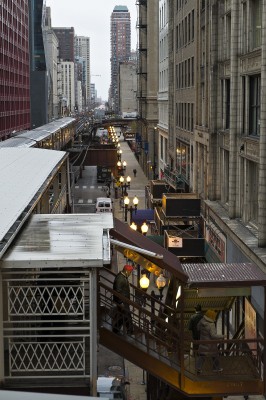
[0, 0, 30, 140]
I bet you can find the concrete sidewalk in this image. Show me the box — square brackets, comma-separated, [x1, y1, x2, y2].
[109, 136, 149, 400]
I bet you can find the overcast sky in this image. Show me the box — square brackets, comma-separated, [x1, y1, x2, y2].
[45, 0, 138, 102]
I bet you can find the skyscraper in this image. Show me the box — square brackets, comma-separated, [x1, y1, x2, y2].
[0, 0, 30, 140]
[53, 27, 75, 62]
[110, 5, 131, 114]
[75, 36, 90, 108]
[29, 0, 48, 129]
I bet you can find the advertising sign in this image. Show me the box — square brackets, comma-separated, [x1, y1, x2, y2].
[206, 222, 226, 262]
[245, 298, 257, 354]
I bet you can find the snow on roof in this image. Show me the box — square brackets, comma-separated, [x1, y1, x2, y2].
[0, 148, 67, 243]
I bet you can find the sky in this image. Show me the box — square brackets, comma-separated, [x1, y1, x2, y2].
[45, 0, 138, 102]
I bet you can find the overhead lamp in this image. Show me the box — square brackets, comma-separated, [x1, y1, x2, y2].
[139, 272, 150, 292]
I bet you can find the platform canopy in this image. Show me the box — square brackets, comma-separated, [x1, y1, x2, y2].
[0, 148, 68, 257]
[1, 213, 113, 269]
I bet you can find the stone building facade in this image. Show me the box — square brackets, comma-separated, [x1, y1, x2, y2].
[136, 0, 159, 179]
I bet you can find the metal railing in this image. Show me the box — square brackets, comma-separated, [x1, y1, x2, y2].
[98, 268, 263, 381]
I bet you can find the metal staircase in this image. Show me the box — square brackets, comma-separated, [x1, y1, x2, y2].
[98, 268, 265, 397]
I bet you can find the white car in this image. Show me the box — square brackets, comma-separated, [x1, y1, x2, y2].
[96, 197, 113, 213]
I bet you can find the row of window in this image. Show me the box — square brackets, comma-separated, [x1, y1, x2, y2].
[219, 0, 262, 60]
[176, 102, 194, 132]
[221, 75, 261, 137]
[221, 150, 259, 224]
[159, 1, 168, 30]
[175, 9, 195, 50]
[175, 57, 194, 89]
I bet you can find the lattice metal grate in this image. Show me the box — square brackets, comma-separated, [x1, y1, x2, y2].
[9, 340, 85, 374]
[3, 272, 91, 381]
[8, 282, 85, 317]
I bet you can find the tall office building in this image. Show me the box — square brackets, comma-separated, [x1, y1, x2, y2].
[110, 5, 131, 114]
[29, 0, 49, 129]
[53, 27, 75, 115]
[43, 6, 60, 119]
[75, 36, 90, 108]
[0, 0, 30, 140]
[61, 61, 75, 114]
[53, 27, 75, 62]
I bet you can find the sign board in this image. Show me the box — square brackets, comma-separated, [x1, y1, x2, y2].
[124, 132, 135, 140]
[168, 236, 183, 248]
[206, 222, 226, 262]
[245, 298, 257, 354]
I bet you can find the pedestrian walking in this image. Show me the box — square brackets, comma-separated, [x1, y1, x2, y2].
[112, 264, 134, 335]
[195, 309, 225, 374]
[133, 168, 137, 177]
[188, 304, 203, 353]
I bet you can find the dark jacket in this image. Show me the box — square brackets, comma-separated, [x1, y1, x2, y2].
[188, 311, 203, 340]
[197, 315, 223, 355]
[113, 271, 130, 304]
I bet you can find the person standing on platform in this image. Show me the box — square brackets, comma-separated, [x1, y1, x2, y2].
[196, 309, 224, 374]
[112, 264, 134, 334]
[133, 168, 137, 177]
[188, 304, 203, 353]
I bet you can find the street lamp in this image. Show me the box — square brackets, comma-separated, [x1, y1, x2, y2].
[133, 195, 139, 209]
[123, 160, 127, 170]
[120, 175, 131, 196]
[141, 221, 148, 236]
[124, 195, 139, 224]
[124, 196, 130, 222]
[117, 160, 123, 176]
[126, 175, 131, 188]
[156, 273, 167, 300]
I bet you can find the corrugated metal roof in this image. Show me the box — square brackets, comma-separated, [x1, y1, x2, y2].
[0, 148, 67, 242]
[182, 263, 266, 287]
[1, 213, 113, 268]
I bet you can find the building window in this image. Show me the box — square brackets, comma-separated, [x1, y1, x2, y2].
[225, 14, 231, 59]
[221, 150, 229, 205]
[225, 79, 230, 130]
[251, 0, 262, 49]
[191, 57, 194, 86]
[191, 9, 195, 40]
[249, 75, 261, 136]
[247, 160, 258, 224]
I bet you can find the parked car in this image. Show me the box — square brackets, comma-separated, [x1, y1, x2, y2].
[97, 376, 129, 399]
[96, 197, 113, 213]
